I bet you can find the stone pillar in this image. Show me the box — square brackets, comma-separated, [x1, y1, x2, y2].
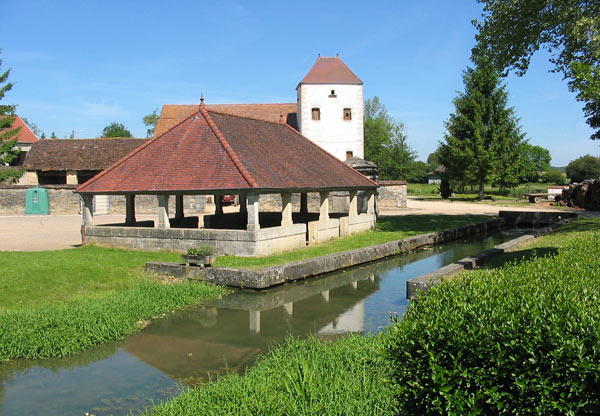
[66, 170, 78, 185]
[239, 195, 247, 214]
[367, 190, 375, 214]
[300, 193, 308, 214]
[349, 190, 358, 216]
[157, 195, 170, 229]
[249, 310, 260, 333]
[247, 194, 260, 231]
[281, 192, 293, 226]
[82, 194, 94, 226]
[125, 195, 136, 225]
[319, 192, 330, 222]
[214, 195, 223, 215]
[25, 171, 39, 185]
[175, 195, 184, 219]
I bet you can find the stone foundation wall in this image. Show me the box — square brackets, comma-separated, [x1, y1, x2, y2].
[378, 181, 408, 210]
[85, 223, 307, 257]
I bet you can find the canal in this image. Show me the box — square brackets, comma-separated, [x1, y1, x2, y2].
[0, 228, 530, 415]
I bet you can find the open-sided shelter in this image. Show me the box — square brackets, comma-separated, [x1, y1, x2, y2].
[76, 101, 377, 256]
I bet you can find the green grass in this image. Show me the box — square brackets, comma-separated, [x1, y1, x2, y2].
[141, 335, 395, 416]
[407, 182, 554, 201]
[0, 245, 181, 312]
[0, 245, 227, 359]
[214, 214, 489, 269]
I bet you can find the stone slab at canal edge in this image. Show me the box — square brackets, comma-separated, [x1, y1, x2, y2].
[406, 213, 576, 299]
[146, 218, 505, 289]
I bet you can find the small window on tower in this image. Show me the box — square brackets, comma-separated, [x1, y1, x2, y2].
[346, 151, 354, 160]
[312, 108, 320, 120]
[329, 89, 337, 98]
[344, 108, 352, 120]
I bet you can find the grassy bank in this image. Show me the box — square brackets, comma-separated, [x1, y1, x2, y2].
[142, 335, 395, 416]
[215, 214, 489, 269]
[0, 246, 226, 360]
[144, 217, 600, 415]
[408, 182, 554, 201]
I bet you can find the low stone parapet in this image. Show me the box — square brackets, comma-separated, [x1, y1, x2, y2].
[308, 218, 340, 245]
[85, 223, 307, 256]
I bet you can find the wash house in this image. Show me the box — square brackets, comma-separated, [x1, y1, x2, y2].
[76, 102, 377, 257]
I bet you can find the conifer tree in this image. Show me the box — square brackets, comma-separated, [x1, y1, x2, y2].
[0, 52, 20, 165]
[439, 59, 525, 199]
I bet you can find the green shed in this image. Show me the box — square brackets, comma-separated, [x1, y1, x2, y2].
[25, 187, 50, 215]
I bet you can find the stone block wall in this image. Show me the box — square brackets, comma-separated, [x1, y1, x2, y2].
[378, 181, 407, 211]
[0, 185, 80, 214]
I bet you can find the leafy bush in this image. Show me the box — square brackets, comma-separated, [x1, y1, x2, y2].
[144, 335, 395, 416]
[439, 179, 452, 199]
[384, 234, 600, 415]
[187, 244, 215, 256]
[0, 167, 24, 184]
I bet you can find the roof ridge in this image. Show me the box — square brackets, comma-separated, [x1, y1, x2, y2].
[77, 112, 199, 192]
[200, 107, 259, 188]
[281, 123, 379, 187]
[207, 109, 285, 126]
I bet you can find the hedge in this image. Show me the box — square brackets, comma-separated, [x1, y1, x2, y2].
[384, 233, 600, 415]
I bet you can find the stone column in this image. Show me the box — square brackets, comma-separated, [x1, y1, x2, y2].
[175, 195, 184, 219]
[319, 191, 330, 222]
[281, 192, 293, 226]
[300, 193, 308, 214]
[125, 195, 136, 225]
[25, 171, 39, 185]
[82, 194, 94, 226]
[214, 195, 223, 215]
[66, 170, 78, 185]
[157, 194, 170, 229]
[367, 190, 375, 214]
[349, 190, 358, 216]
[239, 195, 247, 214]
[247, 194, 260, 231]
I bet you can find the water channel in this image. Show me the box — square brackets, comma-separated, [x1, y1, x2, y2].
[0, 228, 531, 415]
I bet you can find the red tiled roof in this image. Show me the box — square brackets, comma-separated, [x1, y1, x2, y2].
[0, 115, 39, 143]
[24, 138, 146, 171]
[298, 56, 363, 86]
[155, 103, 298, 137]
[77, 106, 376, 194]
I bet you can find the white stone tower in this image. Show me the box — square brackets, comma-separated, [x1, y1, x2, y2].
[296, 55, 364, 161]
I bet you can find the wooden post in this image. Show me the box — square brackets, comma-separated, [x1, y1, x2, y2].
[300, 193, 308, 214]
[175, 195, 184, 219]
[214, 195, 223, 215]
[239, 194, 247, 213]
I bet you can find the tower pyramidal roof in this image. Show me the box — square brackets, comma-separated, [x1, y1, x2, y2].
[298, 55, 363, 87]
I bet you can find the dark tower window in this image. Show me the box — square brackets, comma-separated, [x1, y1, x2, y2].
[312, 108, 320, 120]
[346, 151, 354, 160]
[344, 108, 352, 120]
[329, 89, 337, 98]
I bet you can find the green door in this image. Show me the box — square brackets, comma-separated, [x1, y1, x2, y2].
[25, 187, 50, 215]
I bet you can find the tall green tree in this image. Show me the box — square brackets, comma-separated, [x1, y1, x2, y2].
[474, 0, 600, 140]
[520, 143, 552, 182]
[364, 96, 419, 180]
[100, 122, 132, 138]
[143, 108, 159, 138]
[566, 154, 600, 182]
[0, 52, 20, 165]
[439, 59, 526, 199]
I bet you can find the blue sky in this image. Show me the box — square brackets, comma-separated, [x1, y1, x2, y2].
[1, 0, 597, 166]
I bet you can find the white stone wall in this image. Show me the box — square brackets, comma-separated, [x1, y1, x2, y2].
[297, 83, 364, 161]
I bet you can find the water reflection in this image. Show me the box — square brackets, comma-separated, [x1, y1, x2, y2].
[0, 228, 528, 416]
